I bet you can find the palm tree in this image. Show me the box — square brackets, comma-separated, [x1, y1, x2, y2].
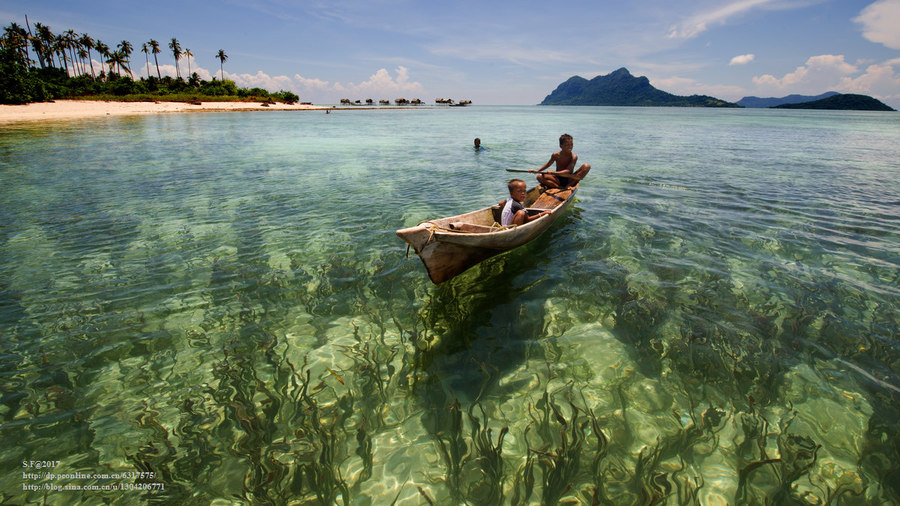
[29, 31, 47, 68]
[2, 23, 29, 65]
[106, 49, 130, 78]
[215, 49, 227, 81]
[168, 37, 181, 79]
[23, 15, 40, 67]
[183, 47, 193, 76]
[77, 47, 88, 75]
[118, 40, 133, 77]
[64, 29, 77, 75]
[35, 23, 55, 68]
[94, 40, 109, 79]
[80, 33, 95, 78]
[141, 43, 150, 78]
[54, 34, 69, 74]
[149, 39, 161, 79]
[29, 23, 47, 68]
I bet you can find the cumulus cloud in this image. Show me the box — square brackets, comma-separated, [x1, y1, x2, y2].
[228, 70, 295, 91]
[854, 0, 900, 49]
[292, 66, 424, 102]
[729, 54, 756, 65]
[219, 67, 424, 102]
[752, 54, 858, 91]
[342, 67, 423, 96]
[131, 58, 213, 81]
[751, 54, 900, 106]
[74, 57, 425, 104]
[293, 74, 333, 92]
[837, 62, 900, 102]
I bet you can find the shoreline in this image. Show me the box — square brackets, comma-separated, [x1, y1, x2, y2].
[0, 99, 393, 124]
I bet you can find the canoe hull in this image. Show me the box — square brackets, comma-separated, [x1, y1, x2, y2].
[396, 184, 578, 283]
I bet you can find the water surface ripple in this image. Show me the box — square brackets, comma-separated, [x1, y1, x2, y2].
[1, 106, 898, 504]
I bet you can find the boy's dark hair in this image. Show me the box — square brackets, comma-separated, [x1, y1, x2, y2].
[508, 179, 525, 192]
[559, 133, 573, 146]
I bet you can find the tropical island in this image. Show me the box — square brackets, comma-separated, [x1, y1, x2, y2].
[541, 68, 895, 111]
[540, 68, 739, 107]
[1, 19, 299, 105]
[771, 93, 895, 111]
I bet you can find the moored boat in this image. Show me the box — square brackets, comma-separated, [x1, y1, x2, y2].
[396, 181, 579, 283]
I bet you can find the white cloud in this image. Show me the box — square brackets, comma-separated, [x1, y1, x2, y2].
[228, 70, 295, 91]
[854, 0, 900, 49]
[73, 56, 425, 104]
[293, 74, 332, 92]
[133, 59, 214, 81]
[806, 54, 858, 73]
[753, 54, 857, 91]
[652, 75, 748, 101]
[343, 66, 423, 96]
[668, 0, 776, 39]
[838, 62, 900, 102]
[305, 66, 423, 101]
[248, 67, 425, 103]
[751, 54, 899, 106]
[729, 54, 756, 65]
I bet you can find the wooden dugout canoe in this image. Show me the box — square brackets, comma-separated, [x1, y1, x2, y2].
[396, 182, 579, 284]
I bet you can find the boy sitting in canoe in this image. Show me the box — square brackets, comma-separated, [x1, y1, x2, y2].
[533, 133, 591, 189]
[501, 179, 550, 226]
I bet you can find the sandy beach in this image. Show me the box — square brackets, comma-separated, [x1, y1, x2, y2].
[0, 100, 331, 124]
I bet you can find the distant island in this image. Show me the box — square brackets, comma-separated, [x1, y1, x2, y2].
[539, 68, 739, 107]
[772, 93, 895, 111]
[736, 92, 839, 108]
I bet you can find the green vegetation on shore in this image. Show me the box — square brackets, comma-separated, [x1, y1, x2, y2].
[1, 20, 299, 105]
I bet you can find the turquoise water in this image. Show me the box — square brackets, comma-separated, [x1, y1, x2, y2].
[1, 106, 898, 504]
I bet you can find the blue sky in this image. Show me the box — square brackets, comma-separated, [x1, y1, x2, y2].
[3, 0, 899, 107]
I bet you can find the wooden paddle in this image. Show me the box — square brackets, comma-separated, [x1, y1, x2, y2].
[505, 168, 584, 180]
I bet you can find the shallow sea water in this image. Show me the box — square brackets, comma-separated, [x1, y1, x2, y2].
[1, 106, 898, 504]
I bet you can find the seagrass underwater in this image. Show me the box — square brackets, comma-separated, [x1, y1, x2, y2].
[1, 105, 898, 503]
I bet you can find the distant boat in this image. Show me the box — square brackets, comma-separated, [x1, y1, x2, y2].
[396, 182, 579, 283]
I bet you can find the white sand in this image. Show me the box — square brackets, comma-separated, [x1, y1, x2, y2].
[0, 99, 331, 124]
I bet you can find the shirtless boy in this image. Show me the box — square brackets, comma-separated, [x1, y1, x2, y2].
[533, 133, 591, 189]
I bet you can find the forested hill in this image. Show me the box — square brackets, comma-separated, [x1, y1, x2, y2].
[737, 92, 839, 108]
[772, 93, 895, 111]
[539, 68, 738, 107]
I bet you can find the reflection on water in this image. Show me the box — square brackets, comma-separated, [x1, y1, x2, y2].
[1, 107, 898, 504]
